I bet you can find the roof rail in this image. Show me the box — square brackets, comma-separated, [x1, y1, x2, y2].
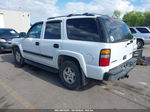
[67, 13, 95, 17]
[47, 13, 99, 20]
[83, 13, 109, 17]
[67, 14, 83, 17]
[47, 15, 67, 20]
[82, 13, 95, 16]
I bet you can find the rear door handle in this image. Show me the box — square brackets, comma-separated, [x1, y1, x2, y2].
[53, 44, 59, 48]
[35, 42, 40, 46]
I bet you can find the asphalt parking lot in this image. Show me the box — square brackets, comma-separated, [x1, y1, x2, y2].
[0, 45, 150, 109]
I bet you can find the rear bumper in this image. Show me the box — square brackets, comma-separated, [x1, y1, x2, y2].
[133, 49, 143, 58]
[103, 58, 137, 80]
[0, 42, 12, 51]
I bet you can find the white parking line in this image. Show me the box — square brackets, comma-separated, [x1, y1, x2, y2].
[112, 89, 125, 96]
[138, 82, 148, 86]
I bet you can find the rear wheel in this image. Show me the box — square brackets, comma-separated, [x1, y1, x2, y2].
[137, 40, 144, 49]
[59, 60, 82, 90]
[13, 47, 24, 67]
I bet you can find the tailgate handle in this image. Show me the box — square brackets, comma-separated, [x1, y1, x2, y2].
[127, 40, 133, 45]
[130, 40, 133, 43]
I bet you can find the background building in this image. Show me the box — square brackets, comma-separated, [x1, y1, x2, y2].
[0, 9, 30, 32]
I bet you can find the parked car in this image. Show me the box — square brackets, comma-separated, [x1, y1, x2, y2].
[129, 27, 150, 49]
[12, 13, 137, 90]
[0, 28, 19, 53]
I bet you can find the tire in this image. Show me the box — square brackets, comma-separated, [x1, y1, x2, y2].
[59, 60, 82, 90]
[137, 40, 144, 49]
[13, 47, 24, 67]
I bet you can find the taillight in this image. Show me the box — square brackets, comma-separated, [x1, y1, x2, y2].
[99, 49, 111, 66]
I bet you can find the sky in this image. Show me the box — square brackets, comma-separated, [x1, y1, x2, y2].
[0, 0, 150, 23]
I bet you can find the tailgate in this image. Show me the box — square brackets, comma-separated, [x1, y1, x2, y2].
[109, 40, 133, 68]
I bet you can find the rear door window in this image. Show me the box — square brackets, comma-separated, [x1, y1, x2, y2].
[44, 21, 61, 39]
[99, 17, 133, 43]
[136, 28, 150, 33]
[66, 18, 100, 42]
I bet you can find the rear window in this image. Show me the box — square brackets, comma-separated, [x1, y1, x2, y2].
[100, 17, 133, 43]
[66, 18, 100, 42]
[136, 28, 150, 33]
[130, 28, 137, 34]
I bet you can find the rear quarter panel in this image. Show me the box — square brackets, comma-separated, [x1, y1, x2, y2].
[62, 40, 111, 79]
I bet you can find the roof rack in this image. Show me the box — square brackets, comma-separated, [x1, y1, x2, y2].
[47, 13, 100, 20]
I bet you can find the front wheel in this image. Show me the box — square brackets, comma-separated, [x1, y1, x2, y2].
[59, 60, 82, 90]
[13, 47, 24, 67]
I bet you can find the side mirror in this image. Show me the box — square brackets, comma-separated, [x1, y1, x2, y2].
[19, 32, 27, 38]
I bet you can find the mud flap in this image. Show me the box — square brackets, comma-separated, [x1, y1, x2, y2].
[81, 68, 92, 86]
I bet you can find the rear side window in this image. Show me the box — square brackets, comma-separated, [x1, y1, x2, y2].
[130, 28, 137, 34]
[100, 17, 133, 43]
[66, 18, 100, 42]
[136, 28, 150, 33]
[44, 22, 61, 39]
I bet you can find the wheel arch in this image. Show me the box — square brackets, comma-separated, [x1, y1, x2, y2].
[12, 44, 24, 57]
[57, 51, 87, 77]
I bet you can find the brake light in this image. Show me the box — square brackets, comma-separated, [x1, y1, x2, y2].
[99, 49, 111, 66]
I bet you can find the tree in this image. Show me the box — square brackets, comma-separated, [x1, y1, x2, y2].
[113, 10, 121, 19]
[143, 11, 150, 26]
[123, 11, 145, 26]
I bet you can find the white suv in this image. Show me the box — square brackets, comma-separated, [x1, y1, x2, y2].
[130, 27, 150, 49]
[12, 13, 137, 90]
